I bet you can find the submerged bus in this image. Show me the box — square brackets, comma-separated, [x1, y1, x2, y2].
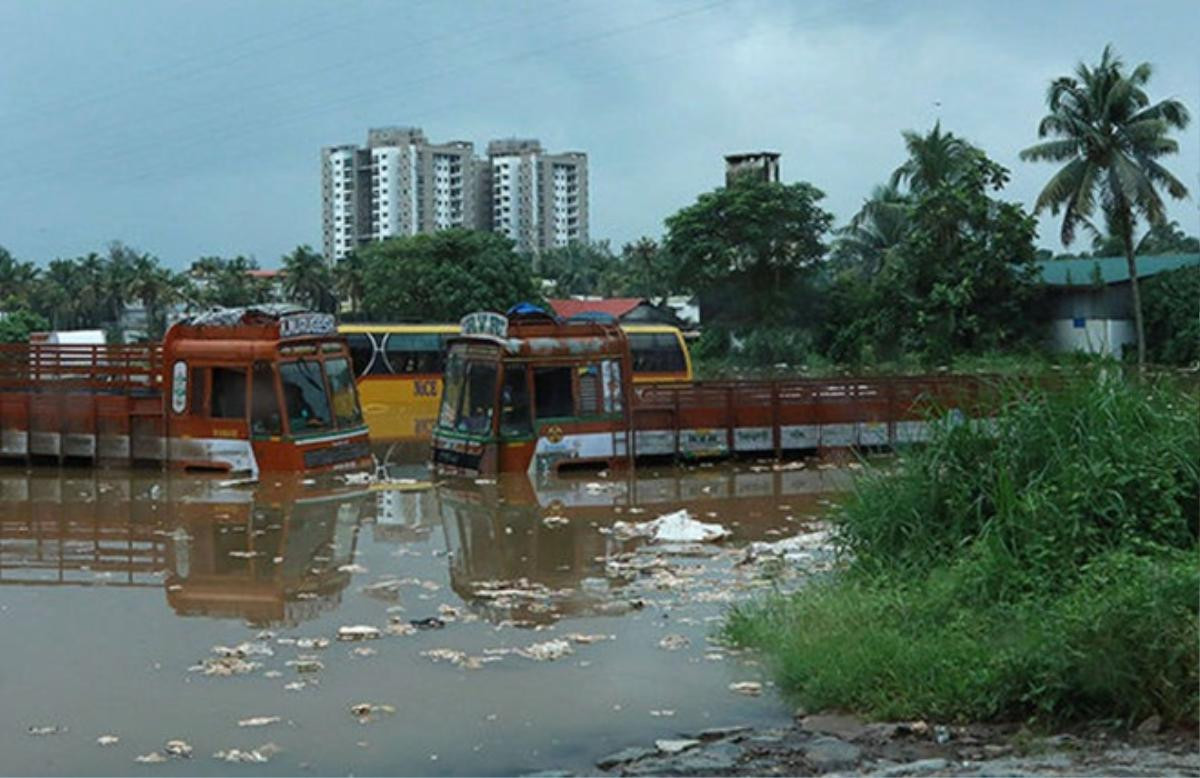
[340, 321, 690, 442]
[0, 307, 371, 475]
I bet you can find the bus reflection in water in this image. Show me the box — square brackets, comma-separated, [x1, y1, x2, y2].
[0, 471, 373, 627]
[435, 466, 850, 626]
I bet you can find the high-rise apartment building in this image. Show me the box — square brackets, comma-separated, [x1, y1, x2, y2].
[486, 139, 589, 255]
[321, 127, 587, 262]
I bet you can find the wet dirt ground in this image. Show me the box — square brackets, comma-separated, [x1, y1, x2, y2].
[0, 458, 849, 776]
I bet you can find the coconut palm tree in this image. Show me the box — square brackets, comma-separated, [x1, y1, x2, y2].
[282, 245, 335, 313]
[1020, 45, 1190, 367]
[333, 251, 366, 317]
[889, 122, 980, 195]
[833, 183, 910, 277]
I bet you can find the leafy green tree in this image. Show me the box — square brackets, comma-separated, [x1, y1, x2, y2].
[0, 246, 39, 311]
[360, 230, 542, 321]
[618, 237, 673, 302]
[874, 155, 1041, 363]
[1020, 44, 1191, 368]
[538, 241, 620, 297]
[1141, 265, 1200, 365]
[282, 245, 336, 313]
[0, 308, 50, 343]
[663, 179, 833, 326]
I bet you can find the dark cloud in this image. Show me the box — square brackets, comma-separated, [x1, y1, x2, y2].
[0, 0, 1195, 267]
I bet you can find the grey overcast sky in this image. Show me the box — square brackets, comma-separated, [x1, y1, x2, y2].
[0, 0, 1196, 268]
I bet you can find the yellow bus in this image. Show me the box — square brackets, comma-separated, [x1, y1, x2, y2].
[341, 322, 691, 441]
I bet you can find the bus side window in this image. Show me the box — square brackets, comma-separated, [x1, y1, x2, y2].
[577, 364, 602, 416]
[533, 366, 574, 420]
[629, 333, 652, 372]
[384, 333, 442, 374]
[499, 365, 532, 436]
[250, 362, 282, 435]
[190, 367, 207, 415]
[655, 333, 685, 372]
[345, 333, 381, 377]
[211, 367, 247, 420]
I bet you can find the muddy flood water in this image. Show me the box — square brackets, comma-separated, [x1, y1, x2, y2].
[0, 457, 852, 776]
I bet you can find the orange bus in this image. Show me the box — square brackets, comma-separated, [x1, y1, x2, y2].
[0, 307, 371, 475]
[341, 322, 690, 442]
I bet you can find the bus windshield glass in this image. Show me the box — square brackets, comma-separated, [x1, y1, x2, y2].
[438, 348, 498, 436]
[324, 357, 363, 428]
[280, 359, 332, 433]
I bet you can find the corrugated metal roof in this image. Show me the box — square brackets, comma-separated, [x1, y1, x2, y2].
[1037, 254, 1199, 286]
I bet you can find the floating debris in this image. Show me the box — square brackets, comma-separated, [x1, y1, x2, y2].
[740, 528, 835, 565]
[420, 648, 493, 670]
[656, 738, 700, 754]
[564, 632, 610, 645]
[97, 734, 120, 746]
[215, 743, 281, 763]
[213, 641, 274, 658]
[409, 617, 446, 631]
[193, 657, 262, 676]
[295, 637, 330, 650]
[285, 657, 324, 673]
[517, 639, 573, 661]
[283, 681, 307, 692]
[541, 515, 570, 528]
[658, 634, 690, 651]
[134, 752, 167, 764]
[164, 739, 193, 758]
[351, 646, 377, 657]
[349, 703, 396, 723]
[614, 509, 730, 543]
[385, 621, 417, 637]
[337, 563, 368, 574]
[227, 550, 261, 559]
[650, 710, 676, 717]
[337, 625, 381, 641]
[729, 681, 763, 696]
[238, 716, 281, 728]
[28, 725, 64, 736]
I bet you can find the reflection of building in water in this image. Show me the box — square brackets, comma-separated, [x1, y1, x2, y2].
[371, 486, 439, 544]
[437, 467, 849, 624]
[0, 471, 373, 627]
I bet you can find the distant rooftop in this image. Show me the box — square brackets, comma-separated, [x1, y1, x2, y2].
[549, 298, 645, 320]
[1036, 254, 1199, 286]
[724, 151, 780, 164]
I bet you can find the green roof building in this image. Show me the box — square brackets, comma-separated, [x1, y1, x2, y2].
[1036, 253, 1199, 357]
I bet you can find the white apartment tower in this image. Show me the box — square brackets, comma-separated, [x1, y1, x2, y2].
[322, 127, 587, 262]
[486, 139, 588, 255]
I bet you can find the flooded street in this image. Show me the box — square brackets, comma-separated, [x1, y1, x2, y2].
[0, 458, 850, 776]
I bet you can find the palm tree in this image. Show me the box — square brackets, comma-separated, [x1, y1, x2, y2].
[282, 245, 335, 313]
[833, 184, 909, 276]
[334, 251, 366, 316]
[889, 122, 980, 194]
[1020, 45, 1190, 367]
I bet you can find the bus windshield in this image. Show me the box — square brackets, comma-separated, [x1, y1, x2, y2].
[324, 357, 364, 428]
[280, 359, 332, 433]
[438, 350, 498, 435]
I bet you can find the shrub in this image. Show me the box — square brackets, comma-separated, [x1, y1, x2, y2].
[725, 372, 1200, 725]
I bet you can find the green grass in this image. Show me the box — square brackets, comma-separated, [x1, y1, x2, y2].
[724, 372, 1200, 725]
